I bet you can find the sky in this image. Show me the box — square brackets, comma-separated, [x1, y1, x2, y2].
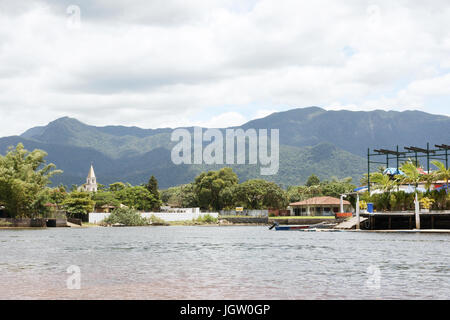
[0, 0, 449, 136]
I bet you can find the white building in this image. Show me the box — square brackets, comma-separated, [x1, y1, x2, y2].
[78, 164, 98, 192]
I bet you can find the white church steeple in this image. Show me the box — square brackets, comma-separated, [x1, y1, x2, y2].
[80, 163, 98, 192]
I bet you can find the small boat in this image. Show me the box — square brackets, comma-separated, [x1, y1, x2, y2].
[269, 221, 338, 231]
[274, 225, 310, 231]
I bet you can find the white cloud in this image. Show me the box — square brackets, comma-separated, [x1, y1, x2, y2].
[193, 112, 248, 128]
[0, 0, 449, 136]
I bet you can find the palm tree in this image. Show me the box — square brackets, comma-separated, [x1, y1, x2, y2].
[370, 172, 396, 193]
[400, 162, 422, 188]
[400, 161, 423, 229]
[431, 160, 450, 209]
[431, 160, 450, 192]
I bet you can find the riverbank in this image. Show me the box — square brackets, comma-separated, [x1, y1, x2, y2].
[0, 216, 339, 228]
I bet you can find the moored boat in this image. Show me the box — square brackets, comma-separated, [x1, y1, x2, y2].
[274, 225, 310, 231]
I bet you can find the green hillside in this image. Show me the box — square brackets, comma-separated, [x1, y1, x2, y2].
[0, 107, 447, 188]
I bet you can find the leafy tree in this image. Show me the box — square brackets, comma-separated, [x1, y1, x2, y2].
[233, 179, 287, 209]
[194, 167, 239, 210]
[262, 182, 288, 209]
[320, 177, 356, 198]
[62, 191, 95, 218]
[116, 186, 161, 211]
[47, 185, 68, 207]
[92, 191, 120, 209]
[160, 183, 199, 208]
[287, 185, 303, 203]
[219, 185, 236, 210]
[109, 182, 126, 192]
[306, 174, 320, 187]
[0, 143, 62, 218]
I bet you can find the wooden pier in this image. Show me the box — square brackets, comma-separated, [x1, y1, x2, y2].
[360, 211, 450, 230]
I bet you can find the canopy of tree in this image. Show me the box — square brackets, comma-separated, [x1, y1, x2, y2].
[0, 143, 61, 218]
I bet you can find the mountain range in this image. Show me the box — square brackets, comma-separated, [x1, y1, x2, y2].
[1, 107, 449, 189]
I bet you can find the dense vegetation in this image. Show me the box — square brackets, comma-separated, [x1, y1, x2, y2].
[361, 160, 450, 211]
[0, 144, 162, 218]
[1, 143, 448, 220]
[0, 144, 62, 218]
[161, 168, 357, 211]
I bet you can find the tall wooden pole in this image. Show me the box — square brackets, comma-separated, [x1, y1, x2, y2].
[368, 148, 371, 194]
[356, 193, 360, 230]
[415, 192, 421, 229]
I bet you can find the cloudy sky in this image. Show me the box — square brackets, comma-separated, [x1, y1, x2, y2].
[0, 0, 449, 136]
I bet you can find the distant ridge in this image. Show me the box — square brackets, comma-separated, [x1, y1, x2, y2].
[0, 107, 448, 188]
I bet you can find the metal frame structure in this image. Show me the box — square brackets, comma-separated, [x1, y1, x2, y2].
[367, 143, 449, 193]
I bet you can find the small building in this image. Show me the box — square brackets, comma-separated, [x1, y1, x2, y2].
[78, 164, 98, 192]
[289, 196, 352, 216]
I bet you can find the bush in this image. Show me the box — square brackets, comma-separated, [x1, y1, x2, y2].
[104, 207, 149, 226]
[148, 214, 167, 225]
[0, 220, 12, 227]
[194, 214, 218, 224]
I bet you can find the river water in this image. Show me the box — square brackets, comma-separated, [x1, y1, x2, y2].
[0, 226, 449, 300]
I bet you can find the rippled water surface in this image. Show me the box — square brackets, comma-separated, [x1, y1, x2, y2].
[0, 226, 449, 299]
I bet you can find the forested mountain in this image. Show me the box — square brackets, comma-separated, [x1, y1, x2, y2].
[1, 107, 448, 188]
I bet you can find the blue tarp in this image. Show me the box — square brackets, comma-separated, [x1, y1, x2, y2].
[383, 168, 405, 176]
[354, 186, 368, 192]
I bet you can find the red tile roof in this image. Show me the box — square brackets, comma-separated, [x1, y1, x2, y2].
[290, 196, 350, 206]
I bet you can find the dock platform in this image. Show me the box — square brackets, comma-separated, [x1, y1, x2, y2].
[360, 211, 450, 230]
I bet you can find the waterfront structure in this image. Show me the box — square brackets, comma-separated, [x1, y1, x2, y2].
[78, 164, 98, 192]
[367, 143, 449, 193]
[289, 196, 352, 216]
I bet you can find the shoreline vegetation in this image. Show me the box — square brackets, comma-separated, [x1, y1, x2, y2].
[1, 143, 449, 230]
[0, 215, 340, 229]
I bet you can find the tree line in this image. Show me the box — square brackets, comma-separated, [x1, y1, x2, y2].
[3, 143, 446, 218]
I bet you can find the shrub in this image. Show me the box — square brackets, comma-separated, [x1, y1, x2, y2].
[0, 220, 12, 227]
[104, 207, 149, 226]
[420, 197, 435, 210]
[194, 214, 218, 224]
[148, 214, 167, 225]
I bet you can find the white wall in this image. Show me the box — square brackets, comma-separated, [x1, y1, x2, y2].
[219, 209, 268, 217]
[89, 210, 217, 224]
[160, 207, 200, 214]
[89, 212, 110, 224]
[141, 211, 217, 222]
